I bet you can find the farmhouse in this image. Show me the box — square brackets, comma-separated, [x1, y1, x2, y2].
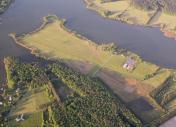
[123, 58, 136, 70]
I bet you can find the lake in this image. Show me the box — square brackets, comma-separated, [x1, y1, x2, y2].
[0, 0, 176, 69]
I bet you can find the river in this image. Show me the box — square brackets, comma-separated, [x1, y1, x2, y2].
[0, 0, 176, 72]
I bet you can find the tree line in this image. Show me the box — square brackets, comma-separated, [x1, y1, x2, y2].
[46, 63, 142, 127]
[3, 57, 142, 126]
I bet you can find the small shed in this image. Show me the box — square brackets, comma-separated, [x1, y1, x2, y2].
[0, 102, 3, 106]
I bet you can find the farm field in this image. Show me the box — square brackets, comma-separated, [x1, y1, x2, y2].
[8, 112, 43, 127]
[9, 88, 51, 116]
[7, 87, 51, 127]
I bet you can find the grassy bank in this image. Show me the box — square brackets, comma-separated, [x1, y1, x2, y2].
[4, 57, 15, 89]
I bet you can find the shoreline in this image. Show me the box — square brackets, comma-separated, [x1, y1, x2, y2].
[10, 15, 172, 83]
[83, 0, 176, 41]
[10, 14, 173, 72]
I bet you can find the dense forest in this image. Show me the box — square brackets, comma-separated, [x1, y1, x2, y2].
[1, 57, 142, 127]
[4, 57, 48, 89]
[1, 57, 49, 126]
[46, 63, 142, 127]
[0, 0, 12, 14]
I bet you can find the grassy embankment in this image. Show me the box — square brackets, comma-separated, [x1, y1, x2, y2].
[85, 0, 176, 39]
[10, 15, 176, 124]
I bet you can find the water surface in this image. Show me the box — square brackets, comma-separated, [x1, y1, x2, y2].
[0, 0, 176, 69]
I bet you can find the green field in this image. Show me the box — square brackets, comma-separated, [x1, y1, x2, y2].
[16, 16, 171, 88]
[10, 88, 51, 116]
[8, 112, 43, 127]
[4, 57, 15, 89]
[8, 87, 51, 127]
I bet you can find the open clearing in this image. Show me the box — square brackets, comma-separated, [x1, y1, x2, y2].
[8, 112, 43, 127]
[8, 87, 50, 127]
[10, 88, 50, 116]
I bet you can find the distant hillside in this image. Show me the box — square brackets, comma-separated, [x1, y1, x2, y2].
[100, 0, 176, 15]
[130, 0, 176, 15]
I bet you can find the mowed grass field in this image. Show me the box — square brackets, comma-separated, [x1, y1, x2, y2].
[8, 88, 50, 127]
[19, 16, 171, 88]
[10, 88, 50, 116]
[8, 112, 43, 127]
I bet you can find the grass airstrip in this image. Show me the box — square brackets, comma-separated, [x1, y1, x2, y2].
[8, 88, 51, 127]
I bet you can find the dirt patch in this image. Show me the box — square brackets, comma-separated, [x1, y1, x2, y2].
[52, 78, 74, 102]
[65, 60, 155, 101]
[128, 97, 154, 114]
[96, 69, 154, 102]
[0, 60, 7, 85]
[65, 60, 94, 75]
